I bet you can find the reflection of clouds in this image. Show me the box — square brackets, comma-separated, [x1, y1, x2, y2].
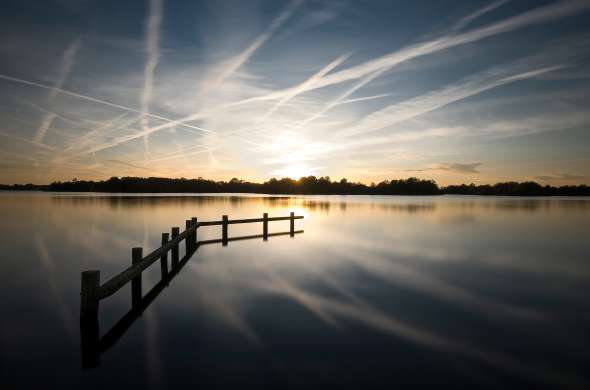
[8, 193, 588, 385]
[337, 247, 547, 322]
[312, 227, 548, 322]
[191, 245, 583, 383]
[189, 261, 264, 347]
[255, 268, 341, 328]
[34, 235, 76, 340]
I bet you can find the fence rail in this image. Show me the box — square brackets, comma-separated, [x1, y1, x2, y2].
[80, 212, 304, 342]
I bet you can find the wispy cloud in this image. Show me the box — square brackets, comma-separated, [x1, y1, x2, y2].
[406, 162, 483, 174]
[536, 173, 586, 181]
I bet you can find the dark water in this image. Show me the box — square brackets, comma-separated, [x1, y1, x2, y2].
[0, 192, 589, 389]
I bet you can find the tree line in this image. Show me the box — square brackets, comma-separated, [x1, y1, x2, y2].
[1, 176, 588, 195]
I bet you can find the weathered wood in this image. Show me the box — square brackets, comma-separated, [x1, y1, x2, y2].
[131, 247, 142, 309]
[93, 213, 304, 300]
[222, 215, 228, 246]
[171, 227, 179, 268]
[290, 211, 295, 237]
[80, 270, 100, 324]
[263, 212, 268, 241]
[191, 217, 198, 247]
[160, 233, 169, 278]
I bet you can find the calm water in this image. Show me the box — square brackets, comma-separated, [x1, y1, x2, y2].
[0, 192, 589, 389]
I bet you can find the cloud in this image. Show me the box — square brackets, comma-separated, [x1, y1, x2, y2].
[437, 162, 482, 174]
[536, 173, 586, 181]
[405, 162, 482, 174]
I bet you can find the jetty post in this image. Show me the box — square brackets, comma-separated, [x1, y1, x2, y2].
[222, 215, 228, 246]
[191, 217, 198, 248]
[131, 247, 142, 309]
[263, 212, 268, 241]
[80, 270, 100, 369]
[160, 233, 169, 277]
[171, 227, 179, 268]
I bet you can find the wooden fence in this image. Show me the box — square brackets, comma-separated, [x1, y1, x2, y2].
[80, 212, 303, 367]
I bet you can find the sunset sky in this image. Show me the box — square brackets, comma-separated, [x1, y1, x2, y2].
[1, 0, 589, 185]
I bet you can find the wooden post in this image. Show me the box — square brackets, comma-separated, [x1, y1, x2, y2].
[171, 227, 179, 268]
[160, 233, 169, 278]
[185, 220, 192, 252]
[80, 270, 100, 325]
[191, 217, 198, 247]
[80, 270, 100, 369]
[290, 211, 295, 237]
[131, 247, 142, 309]
[222, 215, 228, 246]
[263, 212, 268, 241]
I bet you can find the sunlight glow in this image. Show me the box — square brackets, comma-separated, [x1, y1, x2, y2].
[274, 164, 317, 179]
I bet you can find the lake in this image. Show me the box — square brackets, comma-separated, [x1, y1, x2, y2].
[0, 192, 589, 389]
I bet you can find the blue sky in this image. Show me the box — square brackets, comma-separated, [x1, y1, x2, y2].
[1, 0, 589, 185]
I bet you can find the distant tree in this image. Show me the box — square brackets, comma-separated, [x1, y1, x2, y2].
[1, 175, 586, 196]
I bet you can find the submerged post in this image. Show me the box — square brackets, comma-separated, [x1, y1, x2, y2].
[160, 233, 169, 278]
[263, 212, 268, 241]
[191, 217, 198, 248]
[290, 211, 295, 237]
[171, 227, 179, 268]
[222, 215, 228, 246]
[131, 247, 142, 309]
[80, 270, 100, 369]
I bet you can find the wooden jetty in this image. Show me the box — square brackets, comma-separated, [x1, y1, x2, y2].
[80, 212, 303, 368]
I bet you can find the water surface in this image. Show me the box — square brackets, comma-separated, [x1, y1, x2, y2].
[1, 193, 589, 388]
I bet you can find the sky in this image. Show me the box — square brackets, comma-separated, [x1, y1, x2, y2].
[1, 0, 589, 186]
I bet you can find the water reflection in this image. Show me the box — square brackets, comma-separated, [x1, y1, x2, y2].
[1, 193, 589, 388]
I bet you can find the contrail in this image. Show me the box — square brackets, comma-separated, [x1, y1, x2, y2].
[34, 38, 81, 143]
[50, 38, 81, 100]
[19, 0, 587, 155]
[140, 0, 163, 160]
[290, 0, 590, 126]
[0, 130, 56, 151]
[260, 52, 350, 121]
[0, 73, 214, 133]
[212, 0, 303, 86]
[338, 64, 567, 138]
[451, 0, 510, 32]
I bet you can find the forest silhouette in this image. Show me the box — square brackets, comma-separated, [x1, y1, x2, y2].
[1, 176, 589, 196]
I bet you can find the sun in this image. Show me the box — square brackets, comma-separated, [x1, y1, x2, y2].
[278, 164, 315, 179]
